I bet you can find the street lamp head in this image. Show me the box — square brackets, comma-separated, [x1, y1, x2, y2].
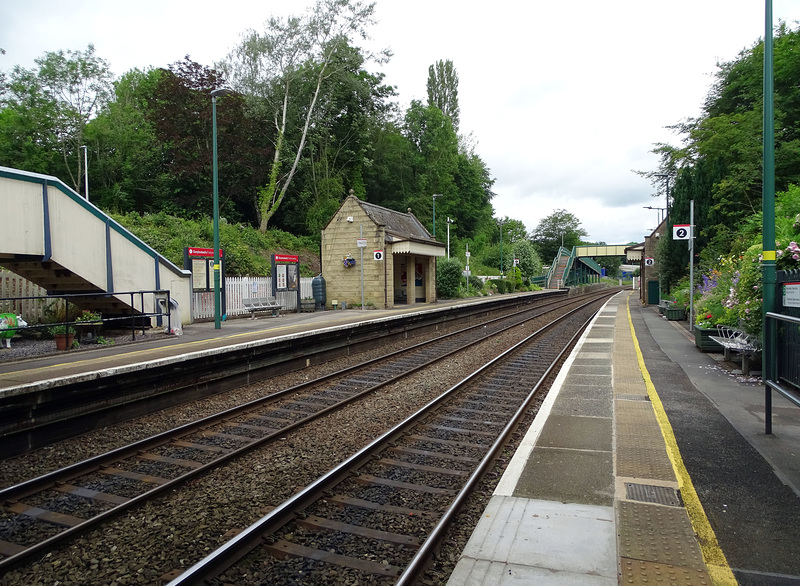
[210, 88, 233, 99]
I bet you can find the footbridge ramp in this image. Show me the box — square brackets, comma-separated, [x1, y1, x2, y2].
[0, 166, 193, 324]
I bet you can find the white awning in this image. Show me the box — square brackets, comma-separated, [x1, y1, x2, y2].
[390, 240, 446, 257]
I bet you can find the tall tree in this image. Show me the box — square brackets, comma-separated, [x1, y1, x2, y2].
[0, 44, 113, 188]
[34, 44, 113, 190]
[84, 68, 166, 214]
[426, 59, 460, 133]
[222, 0, 387, 232]
[530, 209, 588, 262]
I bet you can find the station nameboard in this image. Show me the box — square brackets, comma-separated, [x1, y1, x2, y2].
[274, 254, 299, 263]
[187, 247, 224, 258]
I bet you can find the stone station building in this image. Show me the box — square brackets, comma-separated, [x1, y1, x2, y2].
[321, 195, 445, 309]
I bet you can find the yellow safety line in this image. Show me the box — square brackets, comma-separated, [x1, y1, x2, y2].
[625, 292, 737, 585]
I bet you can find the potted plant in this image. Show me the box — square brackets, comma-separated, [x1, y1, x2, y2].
[300, 297, 316, 312]
[75, 310, 102, 343]
[48, 324, 77, 351]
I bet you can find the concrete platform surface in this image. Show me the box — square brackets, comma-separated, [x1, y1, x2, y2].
[449, 291, 800, 585]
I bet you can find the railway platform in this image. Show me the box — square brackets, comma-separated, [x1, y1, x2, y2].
[0, 298, 474, 387]
[448, 291, 800, 585]
[2, 289, 799, 584]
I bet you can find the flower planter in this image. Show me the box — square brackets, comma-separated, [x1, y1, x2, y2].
[665, 307, 685, 321]
[75, 322, 102, 343]
[694, 326, 723, 352]
[54, 333, 75, 351]
[299, 300, 316, 313]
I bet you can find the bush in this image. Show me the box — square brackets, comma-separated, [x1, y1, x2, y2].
[436, 258, 463, 299]
[468, 275, 484, 291]
[489, 279, 506, 293]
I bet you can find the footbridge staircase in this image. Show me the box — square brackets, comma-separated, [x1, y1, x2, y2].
[0, 166, 192, 324]
[545, 245, 624, 288]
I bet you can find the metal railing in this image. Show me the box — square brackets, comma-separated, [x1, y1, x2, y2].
[764, 311, 800, 434]
[0, 290, 171, 341]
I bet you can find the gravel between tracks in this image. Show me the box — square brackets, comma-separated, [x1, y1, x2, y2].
[0, 305, 581, 585]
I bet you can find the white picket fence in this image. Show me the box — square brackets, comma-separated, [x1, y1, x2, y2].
[0, 270, 49, 323]
[1, 270, 316, 323]
[192, 276, 314, 320]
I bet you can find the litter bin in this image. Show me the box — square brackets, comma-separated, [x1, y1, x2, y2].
[157, 296, 183, 335]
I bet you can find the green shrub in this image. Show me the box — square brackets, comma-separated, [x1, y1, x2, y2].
[436, 258, 463, 299]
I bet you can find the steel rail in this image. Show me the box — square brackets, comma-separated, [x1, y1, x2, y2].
[0, 292, 600, 571]
[166, 293, 610, 585]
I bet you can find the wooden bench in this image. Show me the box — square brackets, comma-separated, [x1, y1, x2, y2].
[242, 297, 282, 319]
[708, 325, 761, 375]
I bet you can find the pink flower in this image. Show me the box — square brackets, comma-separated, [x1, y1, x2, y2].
[793, 253, 800, 261]
[745, 309, 750, 314]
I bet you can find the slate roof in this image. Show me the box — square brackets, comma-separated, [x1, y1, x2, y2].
[354, 197, 443, 246]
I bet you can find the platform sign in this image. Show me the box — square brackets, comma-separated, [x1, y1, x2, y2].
[644, 257, 655, 266]
[184, 247, 225, 292]
[271, 253, 299, 294]
[784, 282, 800, 308]
[673, 224, 692, 240]
[274, 254, 299, 263]
[373, 250, 384, 261]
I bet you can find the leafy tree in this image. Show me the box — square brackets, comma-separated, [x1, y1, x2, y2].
[84, 68, 167, 213]
[0, 66, 61, 173]
[530, 209, 588, 262]
[645, 21, 800, 260]
[426, 59, 459, 132]
[0, 44, 113, 187]
[222, 0, 387, 231]
[272, 43, 396, 236]
[512, 239, 543, 278]
[146, 58, 272, 223]
[400, 99, 460, 233]
[35, 45, 113, 190]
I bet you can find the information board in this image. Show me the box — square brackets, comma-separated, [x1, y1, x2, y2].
[784, 282, 800, 308]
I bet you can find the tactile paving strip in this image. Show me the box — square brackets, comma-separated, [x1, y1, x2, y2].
[618, 500, 705, 568]
[619, 557, 712, 585]
[615, 400, 676, 481]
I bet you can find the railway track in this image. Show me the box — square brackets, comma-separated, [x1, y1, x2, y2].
[168, 293, 610, 585]
[0, 290, 613, 574]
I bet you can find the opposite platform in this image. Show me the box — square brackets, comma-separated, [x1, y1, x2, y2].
[449, 291, 800, 585]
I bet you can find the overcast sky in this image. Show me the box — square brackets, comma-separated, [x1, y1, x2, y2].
[3, 1, 799, 245]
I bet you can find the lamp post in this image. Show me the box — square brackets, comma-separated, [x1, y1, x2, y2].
[446, 217, 455, 258]
[498, 219, 505, 277]
[655, 173, 671, 225]
[211, 88, 232, 330]
[643, 206, 666, 224]
[432, 194, 443, 236]
[80, 145, 89, 201]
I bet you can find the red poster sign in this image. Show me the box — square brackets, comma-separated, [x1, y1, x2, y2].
[274, 254, 299, 263]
